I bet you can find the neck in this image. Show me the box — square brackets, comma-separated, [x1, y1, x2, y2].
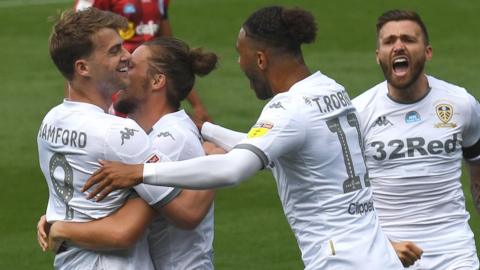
[68, 80, 111, 112]
[269, 58, 311, 94]
[387, 74, 429, 103]
[129, 96, 174, 132]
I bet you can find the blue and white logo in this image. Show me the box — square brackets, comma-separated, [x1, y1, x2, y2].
[405, 111, 421, 123]
[123, 3, 136, 14]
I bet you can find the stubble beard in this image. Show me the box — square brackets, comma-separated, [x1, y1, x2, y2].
[113, 95, 138, 115]
[114, 78, 149, 115]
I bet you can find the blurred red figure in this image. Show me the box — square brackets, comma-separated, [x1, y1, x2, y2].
[75, 0, 172, 53]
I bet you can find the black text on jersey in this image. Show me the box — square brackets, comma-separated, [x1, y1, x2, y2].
[38, 123, 87, 148]
[370, 134, 459, 160]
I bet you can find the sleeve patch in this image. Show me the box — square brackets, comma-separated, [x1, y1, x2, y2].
[145, 154, 161, 163]
[247, 121, 274, 138]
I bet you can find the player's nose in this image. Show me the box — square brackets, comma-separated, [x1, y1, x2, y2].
[121, 46, 132, 62]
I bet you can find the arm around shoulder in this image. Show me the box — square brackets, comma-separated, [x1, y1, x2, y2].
[143, 148, 263, 189]
[50, 197, 155, 250]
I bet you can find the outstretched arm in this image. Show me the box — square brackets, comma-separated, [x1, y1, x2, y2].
[49, 197, 155, 251]
[83, 148, 262, 201]
[201, 122, 245, 151]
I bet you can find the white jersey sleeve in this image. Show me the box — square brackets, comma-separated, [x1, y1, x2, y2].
[151, 123, 199, 161]
[133, 154, 181, 208]
[143, 148, 261, 188]
[102, 118, 178, 208]
[201, 122, 246, 151]
[235, 95, 306, 167]
[104, 119, 152, 164]
[462, 93, 480, 161]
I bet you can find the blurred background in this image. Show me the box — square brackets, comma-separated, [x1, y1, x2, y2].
[0, 0, 478, 269]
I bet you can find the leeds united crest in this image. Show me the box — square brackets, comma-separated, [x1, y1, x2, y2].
[434, 104, 456, 128]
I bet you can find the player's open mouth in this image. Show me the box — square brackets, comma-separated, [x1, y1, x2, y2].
[392, 56, 408, 76]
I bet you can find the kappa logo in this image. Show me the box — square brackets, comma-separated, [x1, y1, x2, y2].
[371, 116, 393, 127]
[120, 127, 139, 145]
[434, 104, 456, 128]
[157, 131, 175, 141]
[269, 102, 285, 110]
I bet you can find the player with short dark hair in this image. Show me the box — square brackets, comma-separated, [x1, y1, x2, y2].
[352, 9, 480, 269]
[40, 7, 170, 269]
[81, 6, 404, 269]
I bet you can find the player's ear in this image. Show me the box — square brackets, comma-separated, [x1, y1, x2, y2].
[375, 49, 380, 65]
[425, 45, 432, 61]
[75, 59, 90, 77]
[151, 73, 166, 91]
[256, 50, 268, 70]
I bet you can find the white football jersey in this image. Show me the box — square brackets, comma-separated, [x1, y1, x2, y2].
[352, 75, 480, 268]
[147, 110, 214, 270]
[235, 72, 402, 270]
[37, 100, 159, 270]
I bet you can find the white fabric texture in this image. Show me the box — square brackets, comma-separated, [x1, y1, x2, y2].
[352, 75, 480, 269]
[146, 110, 215, 270]
[144, 72, 403, 269]
[201, 121, 245, 151]
[143, 148, 262, 188]
[38, 100, 156, 270]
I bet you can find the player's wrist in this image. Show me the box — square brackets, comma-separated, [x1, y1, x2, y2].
[48, 222, 68, 253]
[50, 221, 67, 241]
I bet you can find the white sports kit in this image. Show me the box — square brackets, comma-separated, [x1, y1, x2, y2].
[234, 72, 402, 270]
[353, 75, 480, 270]
[143, 72, 404, 269]
[146, 110, 214, 270]
[38, 100, 173, 270]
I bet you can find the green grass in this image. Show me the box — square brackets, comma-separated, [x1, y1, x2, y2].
[0, 0, 478, 269]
